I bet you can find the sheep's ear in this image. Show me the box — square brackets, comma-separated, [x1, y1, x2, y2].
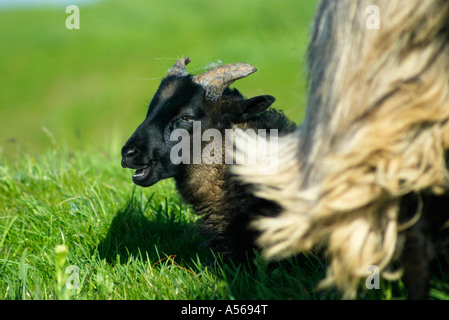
[238, 95, 276, 120]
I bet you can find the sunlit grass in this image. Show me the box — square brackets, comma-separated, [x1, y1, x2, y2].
[0, 142, 448, 300]
[0, 142, 328, 300]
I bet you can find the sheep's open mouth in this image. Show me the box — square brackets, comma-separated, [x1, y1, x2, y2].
[133, 167, 150, 178]
[132, 163, 153, 183]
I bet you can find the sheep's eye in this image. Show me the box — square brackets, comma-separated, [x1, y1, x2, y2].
[181, 115, 195, 122]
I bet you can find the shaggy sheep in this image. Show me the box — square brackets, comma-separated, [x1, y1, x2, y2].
[233, 0, 449, 299]
[121, 57, 295, 260]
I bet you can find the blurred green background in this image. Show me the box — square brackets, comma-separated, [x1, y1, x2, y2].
[0, 0, 318, 158]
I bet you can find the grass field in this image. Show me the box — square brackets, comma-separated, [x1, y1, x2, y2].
[2, 143, 449, 300]
[1, 142, 335, 300]
[1, 0, 449, 301]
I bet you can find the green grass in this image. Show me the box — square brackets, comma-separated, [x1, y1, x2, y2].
[0, 0, 315, 158]
[1, 143, 449, 300]
[0, 142, 329, 300]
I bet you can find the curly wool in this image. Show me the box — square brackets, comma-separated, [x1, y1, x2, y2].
[233, 0, 449, 298]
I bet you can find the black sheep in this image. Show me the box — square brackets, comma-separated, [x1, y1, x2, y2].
[121, 57, 295, 260]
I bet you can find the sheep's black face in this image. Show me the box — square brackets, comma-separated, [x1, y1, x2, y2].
[121, 76, 208, 187]
[121, 72, 276, 187]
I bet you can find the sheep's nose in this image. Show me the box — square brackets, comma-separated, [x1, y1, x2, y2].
[122, 147, 139, 158]
[121, 147, 140, 168]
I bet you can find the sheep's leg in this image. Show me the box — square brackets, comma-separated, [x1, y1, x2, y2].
[400, 212, 434, 300]
[226, 197, 282, 263]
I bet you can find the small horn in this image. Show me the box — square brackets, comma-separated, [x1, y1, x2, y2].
[168, 57, 191, 76]
[193, 63, 257, 102]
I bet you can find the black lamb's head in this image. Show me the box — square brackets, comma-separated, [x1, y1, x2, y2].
[121, 57, 275, 187]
